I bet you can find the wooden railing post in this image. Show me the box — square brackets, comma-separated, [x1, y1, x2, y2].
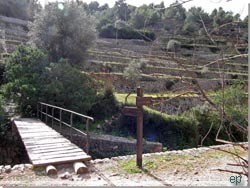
[45, 106, 48, 124]
[86, 119, 90, 154]
[37, 102, 94, 155]
[37, 104, 39, 118]
[40, 104, 43, 120]
[52, 107, 54, 127]
[70, 113, 73, 140]
[59, 109, 62, 132]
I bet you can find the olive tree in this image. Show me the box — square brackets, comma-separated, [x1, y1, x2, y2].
[28, 1, 96, 65]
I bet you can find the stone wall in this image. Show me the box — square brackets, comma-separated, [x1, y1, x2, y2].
[56, 126, 162, 159]
[90, 73, 223, 93]
[153, 96, 205, 115]
[0, 127, 29, 165]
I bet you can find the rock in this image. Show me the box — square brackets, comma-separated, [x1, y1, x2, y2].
[12, 165, 20, 170]
[112, 146, 118, 150]
[20, 165, 25, 173]
[0, 165, 4, 173]
[111, 157, 119, 161]
[24, 164, 33, 169]
[60, 172, 72, 180]
[102, 158, 110, 163]
[4, 165, 11, 173]
[174, 169, 179, 175]
[94, 159, 103, 164]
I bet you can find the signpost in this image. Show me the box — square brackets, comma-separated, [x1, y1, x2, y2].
[122, 87, 153, 168]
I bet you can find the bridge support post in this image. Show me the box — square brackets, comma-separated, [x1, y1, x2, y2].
[46, 165, 57, 175]
[73, 162, 88, 174]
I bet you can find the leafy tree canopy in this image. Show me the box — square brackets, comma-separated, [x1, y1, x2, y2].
[28, 1, 96, 65]
[3, 45, 96, 116]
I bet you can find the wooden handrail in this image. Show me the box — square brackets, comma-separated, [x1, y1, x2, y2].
[39, 102, 94, 121]
[37, 102, 93, 154]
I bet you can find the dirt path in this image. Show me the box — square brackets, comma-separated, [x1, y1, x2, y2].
[0, 144, 247, 186]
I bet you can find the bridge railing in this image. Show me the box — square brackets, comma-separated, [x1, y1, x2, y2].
[37, 102, 94, 154]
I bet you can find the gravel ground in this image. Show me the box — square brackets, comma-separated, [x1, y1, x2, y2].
[0, 144, 248, 186]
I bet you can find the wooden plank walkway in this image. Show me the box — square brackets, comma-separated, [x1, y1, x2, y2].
[13, 118, 91, 166]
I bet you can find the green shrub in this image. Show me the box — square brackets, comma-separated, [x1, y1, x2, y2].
[3, 45, 96, 116]
[187, 82, 248, 146]
[117, 107, 199, 149]
[99, 24, 156, 41]
[88, 83, 119, 120]
[0, 95, 6, 137]
[167, 39, 181, 52]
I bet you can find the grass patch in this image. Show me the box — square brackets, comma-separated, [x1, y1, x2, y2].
[33, 166, 46, 176]
[114, 92, 199, 105]
[118, 146, 247, 174]
[119, 160, 143, 174]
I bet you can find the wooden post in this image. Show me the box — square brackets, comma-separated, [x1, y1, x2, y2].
[86, 119, 90, 154]
[70, 113, 73, 140]
[40, 104, 43, 120]
[73, 162, 88, 174]
[122, 87, 153, 169]
[45, 106, 48, 124]
[52, 108, 54, 127]
[37, 104, 39, 118]
[59, 109, 62, 132]
[46, 165, 57, 175]
[136, 87, 143, 168]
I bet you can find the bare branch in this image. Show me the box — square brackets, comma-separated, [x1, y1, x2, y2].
[204, 54, 248, 67]
[215, 169, 247, 177]
[227, 163, 248, 168]
[212, 147, 248, 164]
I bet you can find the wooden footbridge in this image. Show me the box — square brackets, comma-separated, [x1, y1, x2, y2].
[12, 102, 93, 171]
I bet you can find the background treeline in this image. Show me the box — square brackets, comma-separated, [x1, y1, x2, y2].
[0, 0, 41, 20]
[80, 0, 248, 41]
[0, 0, 247, 41]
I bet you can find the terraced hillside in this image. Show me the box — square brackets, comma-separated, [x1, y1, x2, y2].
[85, 38, 247, 93]
[0, 16, 28, 64]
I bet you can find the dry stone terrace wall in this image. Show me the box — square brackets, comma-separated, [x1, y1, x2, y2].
[96, 38, 165, 56]
[153, 96, 205, 115]
[90, 73, 223, 93]
[56, 127, 162, 159]
[0, 16, 28, 54]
